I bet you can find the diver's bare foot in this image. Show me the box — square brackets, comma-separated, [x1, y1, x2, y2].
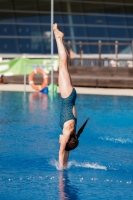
[53, 23, 64, 39]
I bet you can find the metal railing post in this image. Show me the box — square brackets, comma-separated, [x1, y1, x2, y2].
[51, 0, 54, 94]
[132, 41, 133, 67]
[98, 40, 102, 67]
[79, 41, 83, 66]
[115, 41, 118, 67]
[24, 64, 26, 94]
[68, 41, 71, 55]
[67, 41, 71, 65]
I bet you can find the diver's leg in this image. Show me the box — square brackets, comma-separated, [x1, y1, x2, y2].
[53, 23, 72, 98]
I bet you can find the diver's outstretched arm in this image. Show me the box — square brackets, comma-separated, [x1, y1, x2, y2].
[59, 150, 69, 168]
[63, 151, 69, 166]
[59, 133, 70, 168]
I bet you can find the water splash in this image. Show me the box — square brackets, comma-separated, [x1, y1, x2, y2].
[49, 159, 63, 170]
[49, 159, 107, 170]
[99, 137, 132, 144]
[72, 161, 107, 170]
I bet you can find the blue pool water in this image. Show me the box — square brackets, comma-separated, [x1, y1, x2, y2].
[0, 91, 133, 200]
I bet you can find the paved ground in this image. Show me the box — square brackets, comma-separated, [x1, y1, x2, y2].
[0, 84, 133, 96]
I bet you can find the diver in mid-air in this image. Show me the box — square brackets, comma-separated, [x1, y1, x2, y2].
[53, 23, 89, 168]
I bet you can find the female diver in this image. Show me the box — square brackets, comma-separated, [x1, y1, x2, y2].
[53, 24, 88, 168]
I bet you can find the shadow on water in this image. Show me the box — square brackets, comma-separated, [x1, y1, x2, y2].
[59, 171, 79, 200]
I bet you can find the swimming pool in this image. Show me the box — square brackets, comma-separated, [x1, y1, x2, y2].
[0, 91, 133, 200]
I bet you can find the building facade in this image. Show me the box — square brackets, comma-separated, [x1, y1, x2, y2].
[0, 0, 133, 54]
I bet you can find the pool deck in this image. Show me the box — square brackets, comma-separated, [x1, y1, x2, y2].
[0, 84, 133, 96]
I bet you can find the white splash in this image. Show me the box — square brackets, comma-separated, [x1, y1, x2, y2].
[49, 159, 107, 170]
[72, 161, 107, 170]
[49, 159, 63, 170]
[99, 137, 132, 144]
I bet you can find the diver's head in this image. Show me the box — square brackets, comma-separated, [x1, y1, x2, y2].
[65, 132, 79, 151]
[65, 118, 89, 151]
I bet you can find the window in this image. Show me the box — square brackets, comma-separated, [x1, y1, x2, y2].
[126, 16, 133, 26]
[109, 41, 115, 54]
[62, 14, 69, 24]
[118, 40, 132, 54]
[16, 13, 40, 23]
[87, 27, 108, 38]
[0, 24, 17, 35]
[39, 14, 50, 24]
[17, 25, 41, 37]
[101, 40, 111, 54]
[106, 16, 127, 26]
[88, 40, 111, 54]
[0, 11, 15, 22]
[108, 27, 129, 39]
[75, 40, 90, 54]
[54, 14, 64, 24]
[73, 26, 87, 37]
[0, 0, 133, 55]
[18, 38, 44, 54]
[41, 25, 51, 37]
[128, 28, 133, 38]
[72, 14, 85, 24]
[0, 39, 18, 53]
[85, 15, 106, 25]
[41, 25, 51, 54]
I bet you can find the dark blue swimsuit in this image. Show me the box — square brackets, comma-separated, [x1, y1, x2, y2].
[60, 88, 77, 130]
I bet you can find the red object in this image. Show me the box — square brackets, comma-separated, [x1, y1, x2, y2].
[29, 68, 48, 91]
